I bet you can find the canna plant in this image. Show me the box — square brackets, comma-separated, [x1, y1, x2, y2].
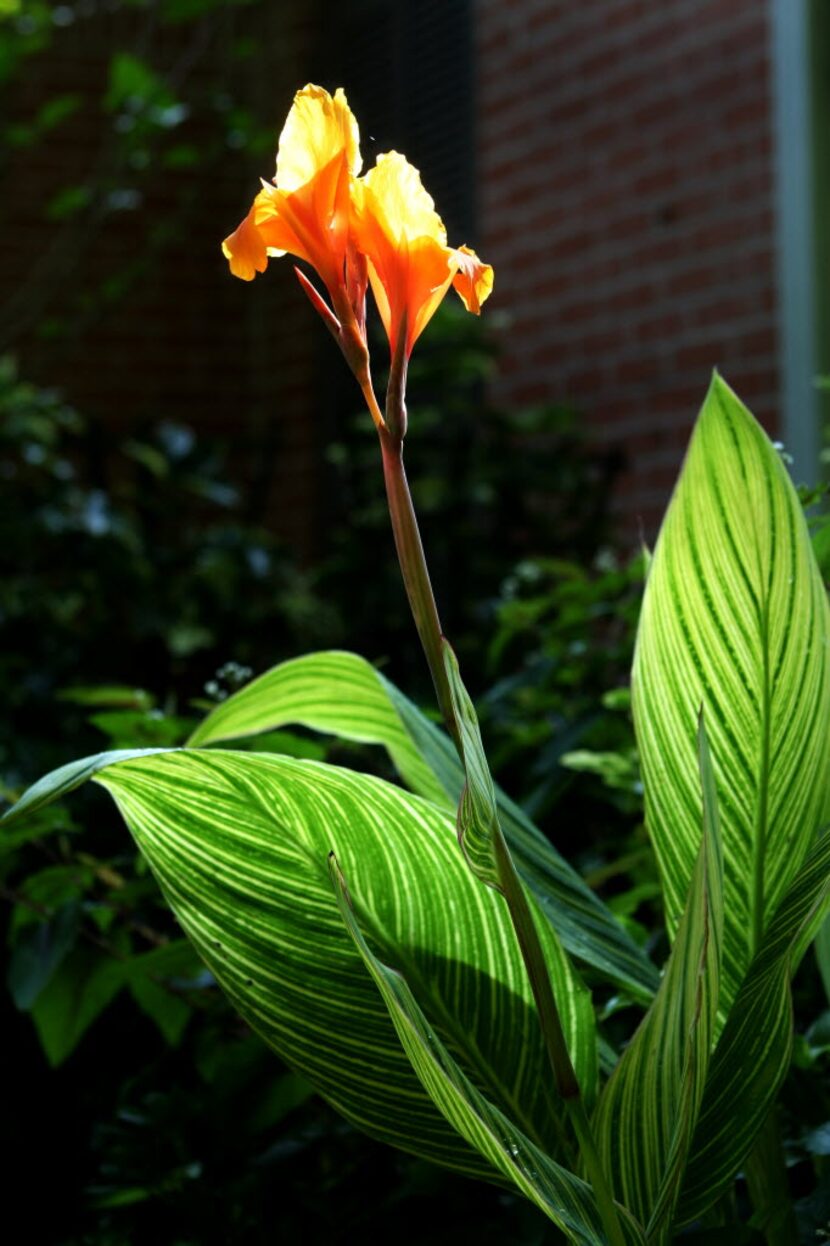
[5, 85, 830, 1245]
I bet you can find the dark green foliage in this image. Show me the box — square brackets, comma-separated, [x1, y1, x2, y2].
[0, 356, 332, 786]
[482, 551, 644, 820]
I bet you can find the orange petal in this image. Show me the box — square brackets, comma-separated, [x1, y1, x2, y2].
[354, 156, 450, 354]
[405, 236, 460, 350]
[223, 85, 360, 293]
[365, 258, 393, 344]
[254, 185, 309, 262]
[222, 201, 269, 281]
[451, 245, 494, 314]
[365, 236, 458, 356]
[259, 152, 352, 291]
[356, 151, 446, 247]
[354, 153, 493, 356]
[276, 84, 361, 193]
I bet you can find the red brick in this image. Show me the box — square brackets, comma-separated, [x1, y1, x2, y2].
[477, 0, 778, 541]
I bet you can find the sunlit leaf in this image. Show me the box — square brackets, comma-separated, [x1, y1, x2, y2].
[593, 717, 723, 1235]
[633, 373, 830, 1013]
[330, 855, 646, 1246]
[442, 640, 501, 890]
[1, 748, 167, 824]
[678, 829, 830, 1222]
[186, 650, 658, 1000]
[6, 748, 595, 1177]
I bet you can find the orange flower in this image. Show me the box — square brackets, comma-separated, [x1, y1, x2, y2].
[222, 84, 361, 300]
[352, 151, 494, 360]
[222, 86, 494, 422]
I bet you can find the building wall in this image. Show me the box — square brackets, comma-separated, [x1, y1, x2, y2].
[475, 0, 779, 535]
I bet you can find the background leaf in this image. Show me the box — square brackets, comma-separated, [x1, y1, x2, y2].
[7, 898, 81, 1010]
[815, 912, 830, 1007]
[186, 650, 658, 1000]
[31, 947, 124, 1066]
[122, 939, 204, 1046]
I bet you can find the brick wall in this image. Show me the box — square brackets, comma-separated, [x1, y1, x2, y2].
[475, 0, 779, 538]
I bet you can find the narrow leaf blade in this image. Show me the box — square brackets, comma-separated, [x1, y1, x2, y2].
[442, 639, 502, 890]
[678, 829, 830, 1222]
[330, 855, 646, 1246]
[593, 715, 723, 1233]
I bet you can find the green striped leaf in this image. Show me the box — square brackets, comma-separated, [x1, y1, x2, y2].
[442, 640, 502, 890]
[440, 643, 599, 1112]
[632, 374, 830, 1013]
[187, 650, 447, 805]
[386, 681, 658, 1002]
[330, 854, 646, 1246]
[593, 716, 723, 1240]
[8, 748, 595, 1176]
[678, 828, 830, 1223]
[185, 650, 658, 1000]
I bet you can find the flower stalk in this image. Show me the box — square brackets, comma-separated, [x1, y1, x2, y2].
[384, 313, 409, 442]
[378, 421, 626, 1246]
[379, 428, 458, 751]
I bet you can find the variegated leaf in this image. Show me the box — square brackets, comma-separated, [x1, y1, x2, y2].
[184, 649, 658, 999]
[442, 639, 502, 890]
[593, 716, 723, 1240]
[331, 855, 646, 1246]
[678, 829, 830, 1222]
[4, 748, 596, 1174]
[632, 373, 830, 1013]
